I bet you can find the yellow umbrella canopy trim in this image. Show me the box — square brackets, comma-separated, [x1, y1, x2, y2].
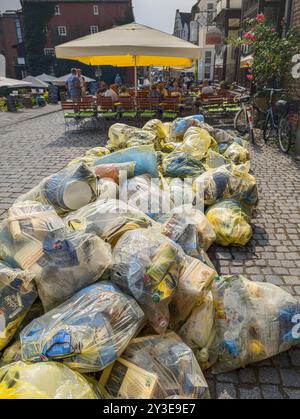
[65, 55, 195, 67]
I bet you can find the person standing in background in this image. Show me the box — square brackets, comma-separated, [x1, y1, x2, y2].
[66, 68, 82, 102]
[115, 74, 122, 87]
[77, 69, 87, 96]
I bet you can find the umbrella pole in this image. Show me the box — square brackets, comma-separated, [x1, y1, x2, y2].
[134, 56, 137, 97]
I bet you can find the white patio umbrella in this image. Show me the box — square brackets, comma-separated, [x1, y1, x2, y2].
[52, 73, 96, 86]
[36, 73, 57, 83]
[55, 22, 201, 91]
[23, 76, 49, 89]
[0, 77, 32, 88]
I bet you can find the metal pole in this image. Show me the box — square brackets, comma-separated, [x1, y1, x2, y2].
[134, 56, 137, 96]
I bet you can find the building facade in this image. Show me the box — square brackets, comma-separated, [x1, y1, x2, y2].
[174, 1, 221, 81]
[174, 10, 192, 41]
[1, 0, 133, 79]
[0, 10, 26, 79]
[214, 0, 242, 83]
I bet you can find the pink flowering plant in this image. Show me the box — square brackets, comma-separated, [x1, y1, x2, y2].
[241, 13, 300, 86]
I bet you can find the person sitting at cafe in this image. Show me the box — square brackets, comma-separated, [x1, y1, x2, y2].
[119, 86, 131, 97]
[201, 79, 214, 96]
[104, 84, 119, 102]
[150, 85, 160, 98]
[170, 81, 182, 98]
[157, 83, 169, 100]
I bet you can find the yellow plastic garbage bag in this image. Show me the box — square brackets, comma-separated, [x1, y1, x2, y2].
[99, 332, 210, 399]
[85, 147, 110, 158]
[0, 340, 22, 366]
[0, 263, 37, 351]
[169, 256, 216, 330]
[111, 228, 185, 334]
[162, 204, 216, 253]
[0, 361, 99, 399]
[224, 142, 250, 165]
[207, 275, 300, 373]
[20, 282, 145, 373]
[204, 150, 228, 170]
[177, 127, 214, 160]
[194, 164, 258, 208]
[143, 119, 167, 141]
[108, 123, 137, 149]
[179, 291, 215, 355]
[206, 199, 252, 247]
[32, 232, 113, 311]
[65, 199, 153, 247]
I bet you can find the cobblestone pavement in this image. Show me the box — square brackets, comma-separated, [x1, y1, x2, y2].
[0, 111, 300, 399]
[0, 104, 61, 129]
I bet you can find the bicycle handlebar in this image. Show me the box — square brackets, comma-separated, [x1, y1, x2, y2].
[263, 87, 285, 93]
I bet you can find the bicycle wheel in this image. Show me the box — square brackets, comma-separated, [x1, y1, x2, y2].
[263, 115, 275, 144]
[234, 109, 249, 134]
[278, 118, 292, 153]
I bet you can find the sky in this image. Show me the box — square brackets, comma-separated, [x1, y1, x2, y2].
[0, 0, 196, 33]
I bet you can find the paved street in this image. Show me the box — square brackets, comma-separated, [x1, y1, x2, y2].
[0, 110, 300, 399]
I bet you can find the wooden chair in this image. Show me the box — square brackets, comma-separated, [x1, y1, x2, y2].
[61, 101, 97, 131]
[97, 96, 119, 121]
[137, 90, 150, 98]
[136, 98, 157, 120]
[160, 97, 180, 120]
[117, 97, 137, 121]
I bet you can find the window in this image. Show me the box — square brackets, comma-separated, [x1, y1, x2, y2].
[58, 26, 67, 36]
[55, 5, 60, 15]
[44, 48, 55, 56]
[93, 5, 99, 15]
[90, 25, 99, 34]
[204, 51, 212, 79]
[15, 19, 23, 43]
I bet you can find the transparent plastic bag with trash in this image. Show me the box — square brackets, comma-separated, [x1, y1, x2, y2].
[0, 361, 100, 399]
[99, 332, 210, 399]
[93, 145, 159, 178]
[108, 123, 137, 150]
[194, 164, 258, 208]
[0, 201, 65, 269]
[111, 228, 185, 334]
[207, 275, 300, 373]
[30, 232, 113, 311]
[123, 175, 167, 220]
[94, 162, 136, 184]
[224, 142, 250, 165]
[177, 127, 215, 160]
[206, 199, 252, 247]
[20, 282, 145, 373]
[204, 150, 228, 170]
[162, 152, 206, 179]
[161, 205, 216, 254]
[65, 199, 153, 247]
[0, 263, 37, 351]
[0, 340, 22, 366]
[16, 163, 97, 215]
[143, 119, 168, 141]
[125, 129, 157, 149]
[170, 115, 205, 141]
[169, 255, 217, 330]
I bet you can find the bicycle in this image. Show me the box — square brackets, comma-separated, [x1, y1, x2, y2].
[262, 88, 293, 153]
[234, 94, 260, 144]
